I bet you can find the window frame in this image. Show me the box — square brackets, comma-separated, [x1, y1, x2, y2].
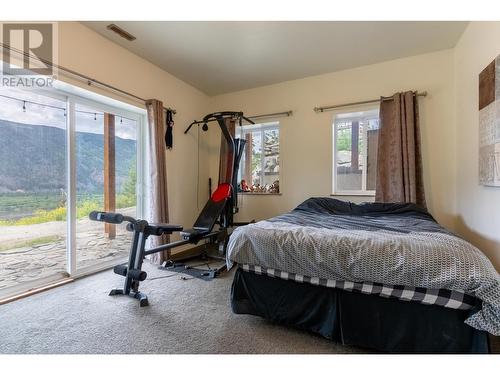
[331, 106, 379, 196]
[64, 93, 146, 277]
[236, 121, 281, 195]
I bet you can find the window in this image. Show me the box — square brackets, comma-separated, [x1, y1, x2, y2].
[0, 88, 68, 292]
[332, 108, 380, 195]
[74, 103, 140, 270]
[236, 122, 280, 194]
[0, 82, 145, 297]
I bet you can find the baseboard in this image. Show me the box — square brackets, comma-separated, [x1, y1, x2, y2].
[0, 278, 74, 305]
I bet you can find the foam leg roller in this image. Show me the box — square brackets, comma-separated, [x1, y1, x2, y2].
[113, 265, 128, 277]
[128, 269, 147, 281]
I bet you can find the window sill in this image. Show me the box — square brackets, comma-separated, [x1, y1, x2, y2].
[331, 193, 375, 197]
[239, 192, 282, 196]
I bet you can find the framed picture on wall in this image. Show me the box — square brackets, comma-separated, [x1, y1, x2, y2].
[478, 54, 500, 186]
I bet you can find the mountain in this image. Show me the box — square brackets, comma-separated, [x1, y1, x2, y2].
[0, 119, 136, 193]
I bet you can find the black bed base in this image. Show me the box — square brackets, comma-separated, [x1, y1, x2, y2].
[231, 268, 489, 353]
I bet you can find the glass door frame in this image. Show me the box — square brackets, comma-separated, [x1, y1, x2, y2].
[64, 93, 146, 278]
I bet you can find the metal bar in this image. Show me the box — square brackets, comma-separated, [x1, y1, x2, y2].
[314, 91, 427, 113]
[125, 230, 141, 294]
[143, 239, 191, 255]
[0, 43, 176, 114]
[185, 112, 255, 134]
[246, 110, 293, 121]
[143, 230, 223, 255]
[185, 111, 292, 134]
[184, 117, 224, 134]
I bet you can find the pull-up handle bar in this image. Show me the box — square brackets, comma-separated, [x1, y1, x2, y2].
[184, 111, 255, 134]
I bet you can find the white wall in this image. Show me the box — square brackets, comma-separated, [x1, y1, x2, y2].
[454, 22, 500, 271]
[208, 50, 458, 231]
[57, 22, 500, 270]
[58, 22, 210, 242]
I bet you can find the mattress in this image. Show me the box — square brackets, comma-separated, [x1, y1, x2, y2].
[227, 198, 500, 335]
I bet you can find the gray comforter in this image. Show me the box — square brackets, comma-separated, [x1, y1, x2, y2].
[227, 198, 500, 335]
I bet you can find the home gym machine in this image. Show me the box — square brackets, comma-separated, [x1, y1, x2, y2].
[89, 111, 253, 306]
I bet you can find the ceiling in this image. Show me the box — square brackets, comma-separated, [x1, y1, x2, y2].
[83, 21, 468, 95]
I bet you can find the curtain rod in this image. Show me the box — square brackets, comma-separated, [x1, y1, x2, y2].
[0, 43, 176, 114]
[313, 91, 427, 113]
[246, 110, 293, 121]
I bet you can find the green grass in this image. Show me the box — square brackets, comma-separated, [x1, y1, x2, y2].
[0, 193, 135, 226]
[0, 192, 64, 220]
[0, 235, 61, 252]
[0, 164, 137, 226]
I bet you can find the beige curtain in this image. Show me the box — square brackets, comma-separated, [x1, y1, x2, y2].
[375, 91, 426, 208]
[145, 99, 169, 263]
[218, 118, 236, 185]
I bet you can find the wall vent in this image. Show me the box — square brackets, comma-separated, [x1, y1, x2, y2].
[106, 24, 136, 41]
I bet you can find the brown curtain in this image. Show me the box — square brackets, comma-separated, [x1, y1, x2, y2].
[145, 99, 169, 263]
[375, 91, 426, 208]
[218, 118, 236, 185]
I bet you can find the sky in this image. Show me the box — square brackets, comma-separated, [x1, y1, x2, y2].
[0, 87, 137, 140]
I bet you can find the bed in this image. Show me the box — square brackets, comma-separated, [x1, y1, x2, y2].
[226, 198, 500, 353]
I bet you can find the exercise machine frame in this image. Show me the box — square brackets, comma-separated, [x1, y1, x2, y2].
[89, 112, 253, 306]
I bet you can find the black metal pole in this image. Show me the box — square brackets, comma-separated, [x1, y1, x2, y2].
[143, 230, 223, 256]
[143, 239, 191, 256]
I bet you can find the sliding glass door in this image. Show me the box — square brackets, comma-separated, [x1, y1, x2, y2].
[0, 85, 144, 297]
[74, 103, 139, 271]
[0, 87, 68, 293]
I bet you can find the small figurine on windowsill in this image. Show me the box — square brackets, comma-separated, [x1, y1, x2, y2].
[269, 180, 279, 194]
[240, 179, 250, 192]
[251, 183, 262, 192]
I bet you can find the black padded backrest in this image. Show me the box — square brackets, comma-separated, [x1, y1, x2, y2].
[192, 183, 231, 232]
[192, 199, 227, 231]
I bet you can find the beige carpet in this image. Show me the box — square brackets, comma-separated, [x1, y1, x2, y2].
[1, 261, 497, 354]
[0, 262, 367, 354]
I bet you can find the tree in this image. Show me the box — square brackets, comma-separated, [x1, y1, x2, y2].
[116, 161, 136, 208]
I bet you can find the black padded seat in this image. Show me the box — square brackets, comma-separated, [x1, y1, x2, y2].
[180, 228, 211, 242]
[147, 223, 183, 236]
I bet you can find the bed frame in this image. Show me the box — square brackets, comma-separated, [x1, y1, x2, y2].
[231, 268, 490, 353]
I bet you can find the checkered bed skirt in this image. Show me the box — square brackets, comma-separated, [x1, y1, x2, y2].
[240, 264, 479, 311]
